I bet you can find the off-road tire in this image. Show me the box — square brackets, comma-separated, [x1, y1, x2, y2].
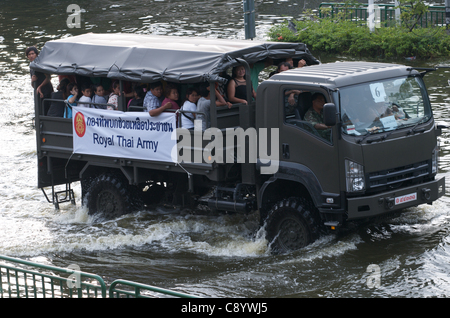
[265, 197, 320, 254]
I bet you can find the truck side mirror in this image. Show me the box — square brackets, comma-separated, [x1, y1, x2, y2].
[323, 103, 337, 127]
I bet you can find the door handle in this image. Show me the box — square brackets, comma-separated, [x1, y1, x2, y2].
[282, 143, 290, 159]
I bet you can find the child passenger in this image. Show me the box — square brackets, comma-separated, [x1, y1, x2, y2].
[64, 83, 80, 118]
[181, 88, 200, 130]
[107, 81, 120, 110]
[91, 84, 108, 109]
[78, 85, 92, 108]
[128, 85, 146, 109]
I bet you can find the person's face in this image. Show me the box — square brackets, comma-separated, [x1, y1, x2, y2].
[113, 85, 120, 95]
[286, 58, 294, 67]
[313, 95, 325, 110]
[27, 51, 37, 62]
[82, 88, 91, 97]
[235, 66, 245, 77]
[187, 91, 200, 104]
[95, 86, 104, 96]
[168, 88, 179, 101]
[279, 64, 290, 72]
[151, 86, 163, 98]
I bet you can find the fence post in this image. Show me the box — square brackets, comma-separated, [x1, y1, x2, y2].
[395, 0, 401, 25]
[368, 0, 375, 32]
[243, 0, 256, 40]
[446, 0, 450, 32]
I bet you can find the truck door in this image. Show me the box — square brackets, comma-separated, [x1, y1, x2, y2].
[279, 86, 340, 194]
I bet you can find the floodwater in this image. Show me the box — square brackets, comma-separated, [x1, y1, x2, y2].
[1, 0, 450, 298]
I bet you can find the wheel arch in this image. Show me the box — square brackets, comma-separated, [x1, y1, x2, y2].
[258, 162, 324, 221]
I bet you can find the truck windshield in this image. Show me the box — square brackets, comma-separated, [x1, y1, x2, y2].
[339, 76, 432, 136]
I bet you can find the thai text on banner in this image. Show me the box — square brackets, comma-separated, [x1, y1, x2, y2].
[72, 107, 177, 163]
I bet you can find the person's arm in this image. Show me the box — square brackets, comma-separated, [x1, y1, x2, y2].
[149, 102, 171, 117]
[314, 123, 331, 130]
[227, 81, 247, 105]
[214, 88, 230, 108]
[68, 95, 77, 104]
[36, 73, 51, 98]
[285, 89, 303, 106]
[305, 110, 330, 130]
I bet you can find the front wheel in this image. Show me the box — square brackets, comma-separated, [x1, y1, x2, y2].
[265, 197, 320, 254]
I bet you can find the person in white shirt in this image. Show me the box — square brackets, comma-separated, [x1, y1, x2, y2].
[78, 85, 92, 108]
[181, 88, 200, 130]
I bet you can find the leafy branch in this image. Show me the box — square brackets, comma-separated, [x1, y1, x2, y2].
[395, 0, 429, 32]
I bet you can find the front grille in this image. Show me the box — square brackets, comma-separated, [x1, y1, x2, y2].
[367, 160, 431, 193]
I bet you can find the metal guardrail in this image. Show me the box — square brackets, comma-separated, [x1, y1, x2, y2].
[319, 2, 445, 27]
[109, 279, 199, 298]
[0, 255, 198, 298]
[0, 255, 106, 298]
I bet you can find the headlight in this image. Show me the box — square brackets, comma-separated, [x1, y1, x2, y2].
[345, 159, 365, 192]
[431, 142, 439, 174]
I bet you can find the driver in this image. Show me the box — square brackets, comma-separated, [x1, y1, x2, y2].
[304, 93, 331, 139]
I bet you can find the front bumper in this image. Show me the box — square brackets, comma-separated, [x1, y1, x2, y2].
[347, 177, 445, 220]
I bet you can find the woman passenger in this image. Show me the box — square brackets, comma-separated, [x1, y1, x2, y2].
[227, 65, 256, 105]
[107, 81, 120, 110]
[161, 83, 180, 110]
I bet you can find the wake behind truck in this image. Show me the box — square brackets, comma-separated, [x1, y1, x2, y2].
[32, 33, 445, 253]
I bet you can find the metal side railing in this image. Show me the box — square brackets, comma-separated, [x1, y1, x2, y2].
[0, 255, 198, 298]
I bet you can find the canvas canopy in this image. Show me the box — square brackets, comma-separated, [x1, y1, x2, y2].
[30, 33, 319, 84]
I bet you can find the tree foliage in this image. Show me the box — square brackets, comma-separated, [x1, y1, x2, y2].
[268, 6, 450, 59]
[396, 0, 429, 32]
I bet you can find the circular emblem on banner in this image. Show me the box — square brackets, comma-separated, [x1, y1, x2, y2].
[74, 112, 86, 138]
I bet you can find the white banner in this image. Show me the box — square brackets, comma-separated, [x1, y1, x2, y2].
[72, 107, 177, 163]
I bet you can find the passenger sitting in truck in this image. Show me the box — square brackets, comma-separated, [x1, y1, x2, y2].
[144, 82, 173, 117]
[227, 65, 256, 105]
[304, 93, 331, 139]
[196, 83, 210, 130]
[91, 84, 108, 109]
[47, 78, 70, 117]
[64, 83, 80, 118]
[78, 84, 92, 108]
[250, 58, 273, 90]
[181, 87, 200, 130]
[107, 81, 120, 110]
[269, 61, 293, 77]
[127, 85, 145, 110]
[161, 83, 180, 111]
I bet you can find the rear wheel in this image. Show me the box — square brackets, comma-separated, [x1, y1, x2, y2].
[265, 197, 320, 254]
[84, 173, 142, 218]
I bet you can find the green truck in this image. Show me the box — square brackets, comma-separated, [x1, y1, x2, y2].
[32, 34, 445, 253]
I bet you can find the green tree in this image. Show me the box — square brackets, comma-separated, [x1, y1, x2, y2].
[396, 0, 429, 32]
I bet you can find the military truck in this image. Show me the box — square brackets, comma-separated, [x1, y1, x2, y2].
[32, 33, 445, 253]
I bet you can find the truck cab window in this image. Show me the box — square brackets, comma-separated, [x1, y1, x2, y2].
[339, 76, 432, 136]
[284, 88, 332, 142]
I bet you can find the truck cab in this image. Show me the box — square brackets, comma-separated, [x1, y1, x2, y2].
[256, 62, 445, 252]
